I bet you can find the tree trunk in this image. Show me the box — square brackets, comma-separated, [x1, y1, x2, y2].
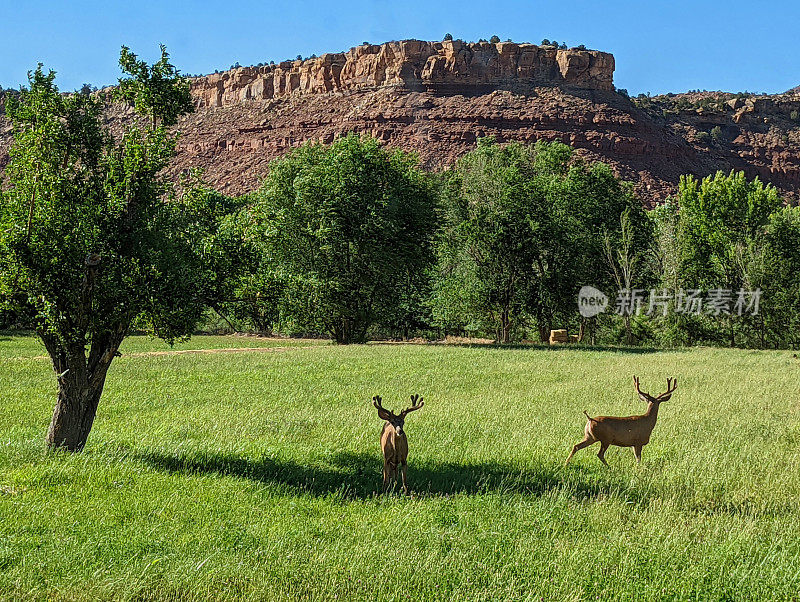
[45, 338, 117, 451]
[539, 323, 549, 343]
[42, 254, 122, 451]
[46, 371, 105, 451]
[624, 316, 634, 345]
[500, 307, 511, 343]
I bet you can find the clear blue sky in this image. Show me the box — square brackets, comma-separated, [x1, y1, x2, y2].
[1, 0, 797, 95]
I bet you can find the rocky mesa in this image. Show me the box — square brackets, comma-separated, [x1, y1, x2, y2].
[190, 40, 615, 107]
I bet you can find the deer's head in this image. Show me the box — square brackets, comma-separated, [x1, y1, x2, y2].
[373, 394, 424, 436]
[633, 376, 678, 405]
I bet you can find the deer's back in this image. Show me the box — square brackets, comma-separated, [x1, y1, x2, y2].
[588, 414, 654, 446]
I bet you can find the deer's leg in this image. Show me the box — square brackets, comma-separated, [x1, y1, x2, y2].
[565, 437, 596, 465]
[633, 445, 642, 463]
[400, 462, 408, 494]
[382, 461, 391, 493]
[597, 442, 610, 466]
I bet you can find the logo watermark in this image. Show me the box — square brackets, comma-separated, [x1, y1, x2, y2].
[577, 287, 761, 317]
[578, 286, 609, 318]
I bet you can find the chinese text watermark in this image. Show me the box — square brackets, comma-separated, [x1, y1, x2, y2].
[578, 287, 760, 318]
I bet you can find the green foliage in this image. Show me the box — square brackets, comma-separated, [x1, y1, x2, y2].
[210, 197, 290, 334]
[710, 125, 723, 142]
[431, 138, 649, 342]
[490, 35, 501, 44]
[116, 45, 193, 128]
[646, 171, 784, 347]
[1, 59, 207, 348]
[676, 171, 780, 289]
[790, 109, 799, 121]
[443, 33, 453, 41]
[251, 134, 436, 344]
[762, 206, 800, 347]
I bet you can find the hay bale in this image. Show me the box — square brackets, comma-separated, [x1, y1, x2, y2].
[549, 329, 569, 344]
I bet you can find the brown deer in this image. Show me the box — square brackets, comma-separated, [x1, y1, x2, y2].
[373, 394, 424, 493]
[565, 376, 677, 466]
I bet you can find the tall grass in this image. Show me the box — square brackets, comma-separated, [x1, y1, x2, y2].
[1, 337, 799, 600]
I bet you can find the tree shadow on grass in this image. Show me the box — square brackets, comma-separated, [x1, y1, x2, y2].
[136, 449, 648, 504]
[436, 342, 687, 354]
[370, 341, 688, 354]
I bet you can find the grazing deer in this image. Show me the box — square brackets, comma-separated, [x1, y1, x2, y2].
[373, 394, 424, 493]
[565, 376, 677, 466]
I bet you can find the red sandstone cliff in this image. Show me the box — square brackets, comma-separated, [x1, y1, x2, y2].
[190, 40, 615, 108]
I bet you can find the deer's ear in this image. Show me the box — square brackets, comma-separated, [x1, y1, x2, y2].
[373, 401, 392, 421]
[637, 392, 651, 403]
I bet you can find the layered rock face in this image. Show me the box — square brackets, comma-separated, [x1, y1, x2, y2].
[160, 85, 691, 204]
[191, 40, 615, 108]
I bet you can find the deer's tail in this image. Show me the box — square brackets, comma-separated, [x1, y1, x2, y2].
[583, 410, 597, 422]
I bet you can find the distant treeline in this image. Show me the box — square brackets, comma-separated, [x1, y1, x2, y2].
[111, 134, 797, 349]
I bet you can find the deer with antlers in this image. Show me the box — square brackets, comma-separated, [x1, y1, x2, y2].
[565, 376, 677, 466]
[373, 394, 424, 493]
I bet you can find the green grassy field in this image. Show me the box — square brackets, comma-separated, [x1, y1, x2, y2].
[1, 336, 799, 601]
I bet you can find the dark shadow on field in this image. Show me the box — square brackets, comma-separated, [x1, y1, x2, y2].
[372, 341, 688, 354]
[137, 449, 647, 503]
[449, 343, 687, 354]
[0, 330, 35, 338]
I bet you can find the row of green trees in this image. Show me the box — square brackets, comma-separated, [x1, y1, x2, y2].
[207, 135, 648, 344]
[216, 136, 800, 350]
[3, 47, 800, 450]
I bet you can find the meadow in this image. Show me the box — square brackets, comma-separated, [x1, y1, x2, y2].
[1, 334, 799, 600]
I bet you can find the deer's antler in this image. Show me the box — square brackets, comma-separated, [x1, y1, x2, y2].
[634, 375, 677, 402]
[633, 375, 650, 399]
[401, 394, 424, 416]
[655, 377, 678, 401]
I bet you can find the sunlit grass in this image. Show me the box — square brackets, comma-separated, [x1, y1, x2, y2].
[0, 332, 328, 360]
[1, 337, 799, 600]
